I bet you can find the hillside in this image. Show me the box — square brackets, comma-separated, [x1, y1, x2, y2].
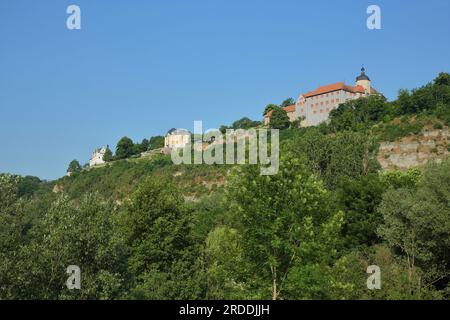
[52, 118, 449, 202]
[53, 155, 228, 201]
[1, 73, 449, 300]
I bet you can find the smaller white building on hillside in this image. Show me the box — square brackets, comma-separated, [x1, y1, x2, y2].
[165, 128, 191, 149]
[89, 147, 107, 167]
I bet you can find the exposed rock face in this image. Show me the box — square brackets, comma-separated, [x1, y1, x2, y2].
[378, 127, 450, 170]
[52, 184, 62, 193]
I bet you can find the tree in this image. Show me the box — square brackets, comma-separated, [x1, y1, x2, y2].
[336, 174, 384, 247]
[263, 104, 278, 116]
[434, 72, 450, 87]
[231, 117, 261, 130]
[332, 245, 441, 300]
[394, 73, 450, 116]
[140, 139, 149, 151]
[0, 174, 24, 299]
[103, 146, 113, 162]
[281, 98, 295, 108]
[328, 95, 389, 132]
[14, 194, 128, 299]
[219, 125, 228, 134]
[205, 226, 251, 299]
[120, 177, 203, 299]
[67, 160, 82, 174]
[115, 137, 134, 159]
[17, 176, 42, 198]
[289, 129, 380, 189]
[378, 160, 450, 295]
[269, 106, 290, 130]
[149, 136, 165, 150]
[225, 154, 347, 299]
[132, 139, 150, 155]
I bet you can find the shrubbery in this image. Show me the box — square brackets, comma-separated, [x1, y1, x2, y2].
[1, 73, 449, 300]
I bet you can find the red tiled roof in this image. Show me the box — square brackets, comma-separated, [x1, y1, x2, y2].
[303, 82, 366, 98]
[265, 105, 295, 118]
[283, 105, 296, 113]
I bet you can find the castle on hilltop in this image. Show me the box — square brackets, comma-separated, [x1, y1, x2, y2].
[265, 67, 382, 127]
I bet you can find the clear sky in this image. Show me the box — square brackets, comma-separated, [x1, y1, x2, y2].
[1, 0, 449, 180]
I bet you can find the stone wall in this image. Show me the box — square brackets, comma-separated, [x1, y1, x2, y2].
[378, 126, 450, 171]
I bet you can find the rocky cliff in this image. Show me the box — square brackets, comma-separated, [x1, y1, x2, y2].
[378, 125, 450, 170]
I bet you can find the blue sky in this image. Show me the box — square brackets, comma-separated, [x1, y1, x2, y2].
[1, 0, 449, 180]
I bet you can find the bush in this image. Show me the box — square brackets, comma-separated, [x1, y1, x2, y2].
[373, 118, 425, 141]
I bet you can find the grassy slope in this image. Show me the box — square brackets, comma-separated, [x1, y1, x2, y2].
[52, 154, 229, 201]
[42, 115, 449, 202]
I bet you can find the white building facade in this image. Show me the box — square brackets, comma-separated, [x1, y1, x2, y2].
[89, 147, 107, 167]
[165, 128, 191, 149]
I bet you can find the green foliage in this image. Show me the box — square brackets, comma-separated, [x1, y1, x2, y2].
[224, 154, 347, 299]
[434, 103, 450, 126]
[115, 137, 135, 160]
[17, 175, 43, 198]
[58, 155, 173, 200]
[1, 73, 449, 300]
[336, 174, 384, 248]
[328, 95, 390, 133]
[269, 106, 290, 130]
[103, 146, 113, 162]
[231, 117, 261, 129]
[132, 139, 150, 154]
[378, 160, 450, 294]
[121, 177, 204, 299]
[220, 117, 261, 133]
[1, 189, 127, 299]
[372, 116, 426, 141]
[394, 73, 450, 116]
[0, 174, 26, 299]
[205, 227, 251, 299]
[336, 245, 442, 300]
[287, 129, 380, 189]
[280, 98, 295, 108]
[380, 168, 422, 190]
[263, 103, 278, 116]
[149, 136, 164, 150]
[67, 160, 82, 174]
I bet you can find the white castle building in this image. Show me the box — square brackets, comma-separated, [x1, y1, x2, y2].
[265, 68, 381, 127]
[89, 147, 107, 167]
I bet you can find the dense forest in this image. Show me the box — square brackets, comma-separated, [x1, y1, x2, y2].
[1, 73, 449, 300]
